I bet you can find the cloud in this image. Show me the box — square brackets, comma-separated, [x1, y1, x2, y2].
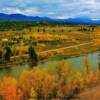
[0, 0, 100, 19]
[0, 7, 41, 16]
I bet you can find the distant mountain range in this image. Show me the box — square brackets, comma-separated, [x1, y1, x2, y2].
[0, 13, 100, 25]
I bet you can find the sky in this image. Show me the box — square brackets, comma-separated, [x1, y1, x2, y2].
[0, 0, 100, 19]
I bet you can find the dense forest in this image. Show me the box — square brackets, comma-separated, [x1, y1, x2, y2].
[0, 21, 97, 31]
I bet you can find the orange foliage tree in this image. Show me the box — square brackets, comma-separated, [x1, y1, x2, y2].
[0, 77, 20, 100]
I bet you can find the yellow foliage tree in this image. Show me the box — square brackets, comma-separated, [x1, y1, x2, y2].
[30, 68, 56, 99]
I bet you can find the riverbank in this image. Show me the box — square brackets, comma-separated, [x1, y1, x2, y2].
[0, 41, 99, 69]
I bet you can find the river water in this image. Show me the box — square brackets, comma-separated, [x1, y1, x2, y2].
[0, 52, 100, 79]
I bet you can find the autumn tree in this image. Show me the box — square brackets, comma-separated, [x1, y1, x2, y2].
[55, 61, 73, 98]
[0, 77, 18, 100]
[19, 70, 31, 99]
[83, 56, 89, 74]
[30, 68, 56, 99]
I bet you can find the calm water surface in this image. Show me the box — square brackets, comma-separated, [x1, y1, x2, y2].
[0, 52, 99, 79]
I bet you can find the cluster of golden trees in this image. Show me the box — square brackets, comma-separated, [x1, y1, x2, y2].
[0, 61, 100, 100]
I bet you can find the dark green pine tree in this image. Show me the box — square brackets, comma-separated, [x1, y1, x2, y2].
[4, 45, 12, 62]
[28, 45, 38, 66]
[0, 49, 2, 64]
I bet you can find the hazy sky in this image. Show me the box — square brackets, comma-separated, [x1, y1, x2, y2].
[0, 0, 100, 19]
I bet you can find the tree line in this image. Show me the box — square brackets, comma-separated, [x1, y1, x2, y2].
[0, 44, 38, 66]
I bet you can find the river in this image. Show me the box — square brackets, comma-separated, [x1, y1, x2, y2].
[0, 52, 99, 79]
